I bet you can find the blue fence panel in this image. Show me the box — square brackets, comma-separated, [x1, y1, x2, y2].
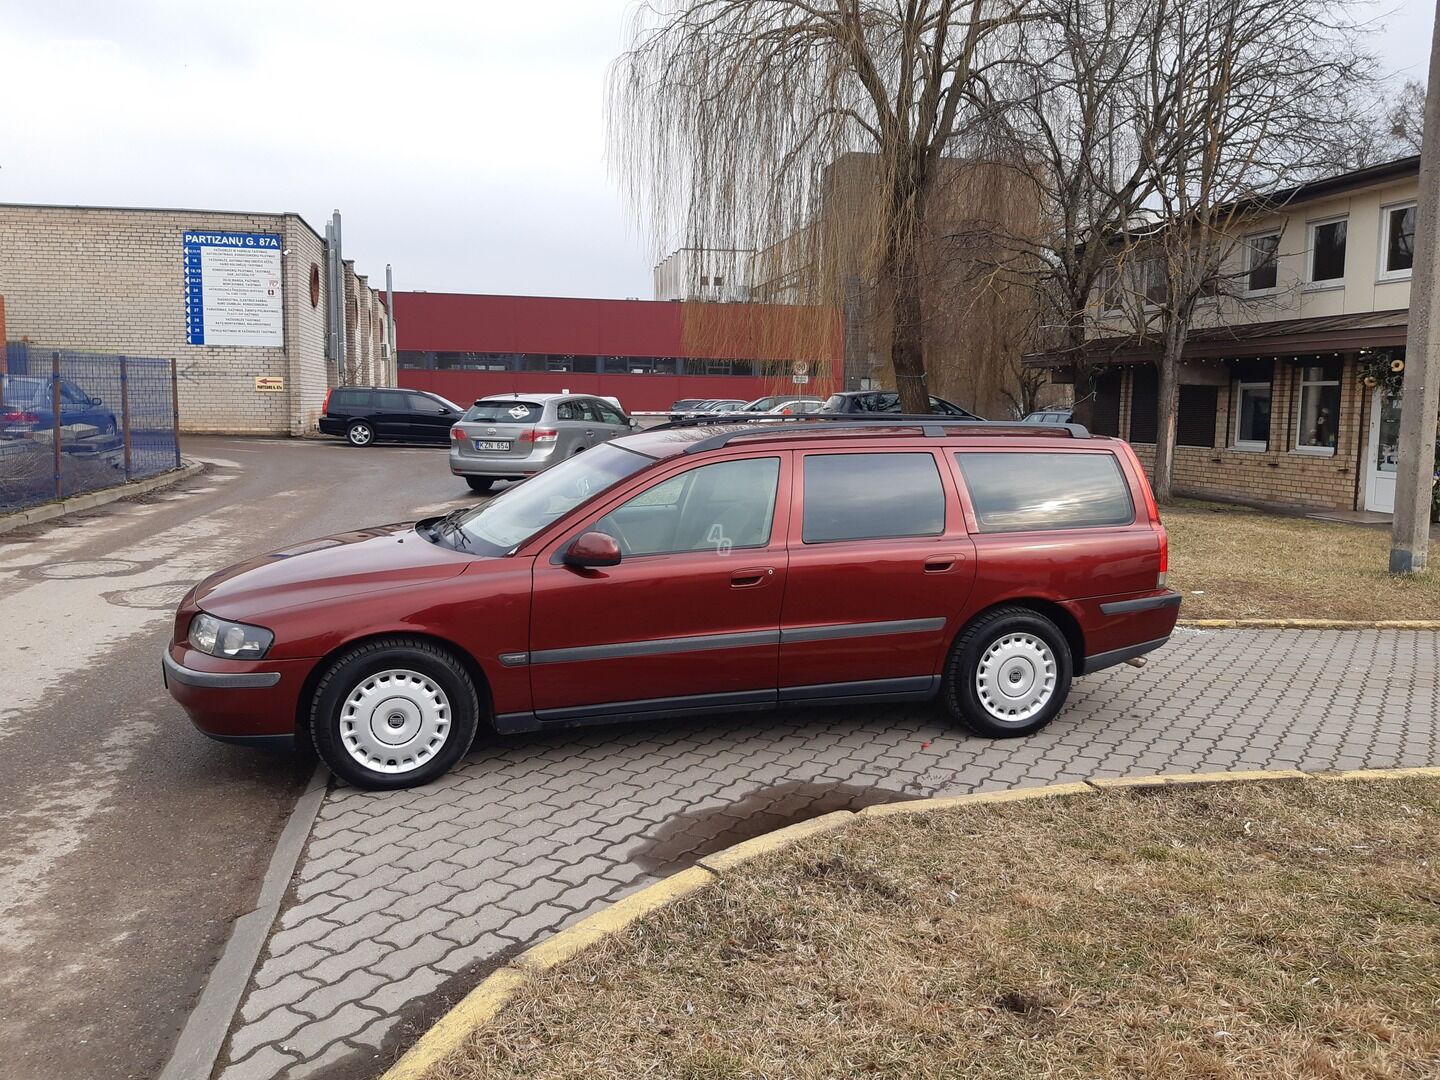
[1, 344, 180, 513]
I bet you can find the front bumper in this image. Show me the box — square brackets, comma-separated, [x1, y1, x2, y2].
[163, 643, 313, 739]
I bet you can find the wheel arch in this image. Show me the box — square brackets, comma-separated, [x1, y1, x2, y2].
[293, 630, 496, 739]
[949, 598, 1085, 669]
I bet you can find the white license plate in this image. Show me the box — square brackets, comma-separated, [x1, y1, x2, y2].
[474, 440, 510, 451]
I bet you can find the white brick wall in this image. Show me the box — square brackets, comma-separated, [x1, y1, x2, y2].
[0, 204, 392, 435]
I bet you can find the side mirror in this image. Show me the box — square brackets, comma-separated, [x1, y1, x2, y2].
[564, 530, 622, 568]
[90, 396, 103, 406]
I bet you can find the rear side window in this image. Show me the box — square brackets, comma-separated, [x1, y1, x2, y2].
[803, 452, 945, 543]
[956, 452, 1134, 532]
[330, 389, 371, 409]
[464, 400, 543, 423]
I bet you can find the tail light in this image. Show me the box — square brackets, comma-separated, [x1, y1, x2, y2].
[322, 389, 333, 414]
[3, 411, 38, 424]
[518, 428, 558, 444]
[1156, 523, 1169, 587]
[451, 426, 466, 441]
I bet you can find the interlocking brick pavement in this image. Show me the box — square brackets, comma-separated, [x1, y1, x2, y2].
[215, 628, 1440, 1079]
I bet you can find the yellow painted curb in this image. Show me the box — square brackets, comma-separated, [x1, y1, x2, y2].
[698, 810, 856, 872]
[858, 782, 1093, 817]
[379, 765, 1440, 1080]
[515, 866, 714, 972]
[1316, 766, 1440, 782]
[1089, 769, 1310, 790]
[1181, 618, 1440, 630]
[382, 966, 529, 1080]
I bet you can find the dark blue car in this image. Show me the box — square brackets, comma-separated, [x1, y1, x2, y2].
[1, 375, 118, 438]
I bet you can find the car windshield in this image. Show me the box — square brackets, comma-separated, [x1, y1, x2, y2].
[464, 400, 543, 424]
[451, 443, 653, 555]
[2, 377, 46, 406]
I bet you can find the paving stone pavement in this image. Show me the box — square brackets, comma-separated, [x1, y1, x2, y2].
[215, 628, 1440, 1079]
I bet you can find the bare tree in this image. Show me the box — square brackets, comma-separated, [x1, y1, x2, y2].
[980, 0, 1176, 428]
[609, 0, 1031, 414]
[1131, 0, 1372, 501]
[1387, 79, 1427, 156]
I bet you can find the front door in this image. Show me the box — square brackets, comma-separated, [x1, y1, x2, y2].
[1366, 387, 1401, 514]
[528, 453, 791, 718]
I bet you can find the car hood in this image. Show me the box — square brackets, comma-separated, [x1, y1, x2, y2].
[193, 521, 474, 622]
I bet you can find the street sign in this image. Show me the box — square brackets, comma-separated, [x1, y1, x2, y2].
[792, 374, 810, 385]
[791, 360, 810, 376]
[254, 376, 285, 392]
[183, 231, 284, 347]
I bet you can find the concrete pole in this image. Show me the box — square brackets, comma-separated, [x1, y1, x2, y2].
[1390, 4, 1440, 574]
[385, 264, 397, 386]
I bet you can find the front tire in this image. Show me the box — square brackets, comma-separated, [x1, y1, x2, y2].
[309, 637, 481, 789]
[941, 607, 1072, 738]
[346, 421, 375, 447]
[465, 476, 494, 493]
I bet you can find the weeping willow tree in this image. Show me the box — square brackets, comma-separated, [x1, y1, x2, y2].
[609, 0, 1033, 414]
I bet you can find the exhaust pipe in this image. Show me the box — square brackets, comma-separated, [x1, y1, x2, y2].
[1125, 656, 1148, 669]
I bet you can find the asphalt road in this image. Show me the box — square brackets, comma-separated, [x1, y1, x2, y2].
[0, 436, 482, 1080]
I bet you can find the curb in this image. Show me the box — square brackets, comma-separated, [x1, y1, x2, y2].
[158, 766, 329, 1080]
[1179, 618, 1440, 630]
[0, 459, 204, 536]
[379, 765, 1440, 1080]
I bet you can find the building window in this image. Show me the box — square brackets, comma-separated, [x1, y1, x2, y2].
[1245, 232, 1280, 293]
[1380, 203, 1417, 281]
[1142, 259, 1167, 307]
[713, 275, 725, 287]
[700, 275, 711, 286]
[1307, 217, 1347, 285]
[1294, 363, 1340, 453]
[1233, 381, 1271, 450]
[1177, 385, 1218, 448]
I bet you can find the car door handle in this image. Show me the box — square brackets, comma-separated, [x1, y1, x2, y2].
[924, 554, 962, 573]
[730, 567, 773, 588]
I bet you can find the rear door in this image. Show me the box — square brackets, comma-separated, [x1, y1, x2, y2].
[528, 452, 792, 717]
[371, 390, 412, 440]
[552, 399, 592, 457]
[778, 448, 976, 701]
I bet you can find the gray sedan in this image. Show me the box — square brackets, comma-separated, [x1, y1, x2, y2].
[448, 393, 635, 492]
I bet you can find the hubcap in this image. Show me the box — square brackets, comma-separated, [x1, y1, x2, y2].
[339, 668, 450, 774]
[975, 633, 1056, 723]
[351, 425, 371, 444]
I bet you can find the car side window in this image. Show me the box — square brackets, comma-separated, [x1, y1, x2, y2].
[556, 401, 581, 422]
[407, 393, 442, 412]
[595, 401, 627, 425]
[592, 457, 780, 557]
[955, 451, 1135, 532]
[802, 452, 945, 543]
[376, 391, 406, 410]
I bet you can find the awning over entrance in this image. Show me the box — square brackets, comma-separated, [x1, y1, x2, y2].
[1023, 309, 1408, 368]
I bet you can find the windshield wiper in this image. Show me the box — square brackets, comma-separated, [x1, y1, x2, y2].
[435, 507, 473, 550]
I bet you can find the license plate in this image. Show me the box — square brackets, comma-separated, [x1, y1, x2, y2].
[474, 440, 510, 451]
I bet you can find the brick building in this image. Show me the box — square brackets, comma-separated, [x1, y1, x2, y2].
[1027, 157, 1433, 514]
[0, 203, 393, 435]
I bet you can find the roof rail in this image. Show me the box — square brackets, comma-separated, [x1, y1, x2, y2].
[668, 414, 1091, 455]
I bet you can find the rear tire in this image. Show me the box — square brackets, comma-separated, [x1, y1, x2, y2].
[465, 477, 494, 493]
[346, 421, 375, 447]
[310, 637, 481, 789]
[941, 606, 1072, 738]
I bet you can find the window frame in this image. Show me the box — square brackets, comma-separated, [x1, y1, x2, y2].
[1378, 201, 1418, 282]
[1293, 364, 1341, 456]
[1305, 215, 1348, 288]
[587, 454, 784, 560]
[1244, 230, 1281, 295]
[798, 450, 948, 545]
[1231, 380, 1272, 451]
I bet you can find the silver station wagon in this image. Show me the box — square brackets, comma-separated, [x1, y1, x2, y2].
[448, 393, 636, 492]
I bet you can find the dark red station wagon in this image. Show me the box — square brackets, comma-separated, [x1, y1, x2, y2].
[164, 419, 1180, 789]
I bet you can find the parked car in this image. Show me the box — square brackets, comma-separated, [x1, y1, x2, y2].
[696, 398, 748, 414]
[318, 387, 463, 447]
[768, 399, 826, 415]
[737, 395, 805, 412]
[165, 417, 1178, 789]
[822, 390, 982, 418]
[449, 393, 635, 492]
[669, 398, 706, 421]
[1022, 409, 1074, 424]
[1, 375, 117, 438]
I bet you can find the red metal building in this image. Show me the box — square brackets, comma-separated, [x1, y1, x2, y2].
[393, 292, 840, 413]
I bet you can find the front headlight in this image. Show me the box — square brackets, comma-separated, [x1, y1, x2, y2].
[188, 612, 275, 659]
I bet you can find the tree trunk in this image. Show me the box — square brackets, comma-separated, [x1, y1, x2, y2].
[1152, 327, 1185, 503]
[1063, 314, 1094, 429]
[890, 246, 929, 413]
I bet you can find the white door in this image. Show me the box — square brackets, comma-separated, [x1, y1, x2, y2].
[1365, 388, 1402, 513]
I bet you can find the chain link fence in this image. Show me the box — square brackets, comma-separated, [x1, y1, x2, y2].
[1, 343, 181, 514]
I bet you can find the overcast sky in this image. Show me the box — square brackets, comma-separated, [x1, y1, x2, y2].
[1, 0, 1434, 302]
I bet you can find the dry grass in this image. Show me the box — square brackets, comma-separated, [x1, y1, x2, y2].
[429, 778, 1440, 1080]
[1164, 500, 1440, 620]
